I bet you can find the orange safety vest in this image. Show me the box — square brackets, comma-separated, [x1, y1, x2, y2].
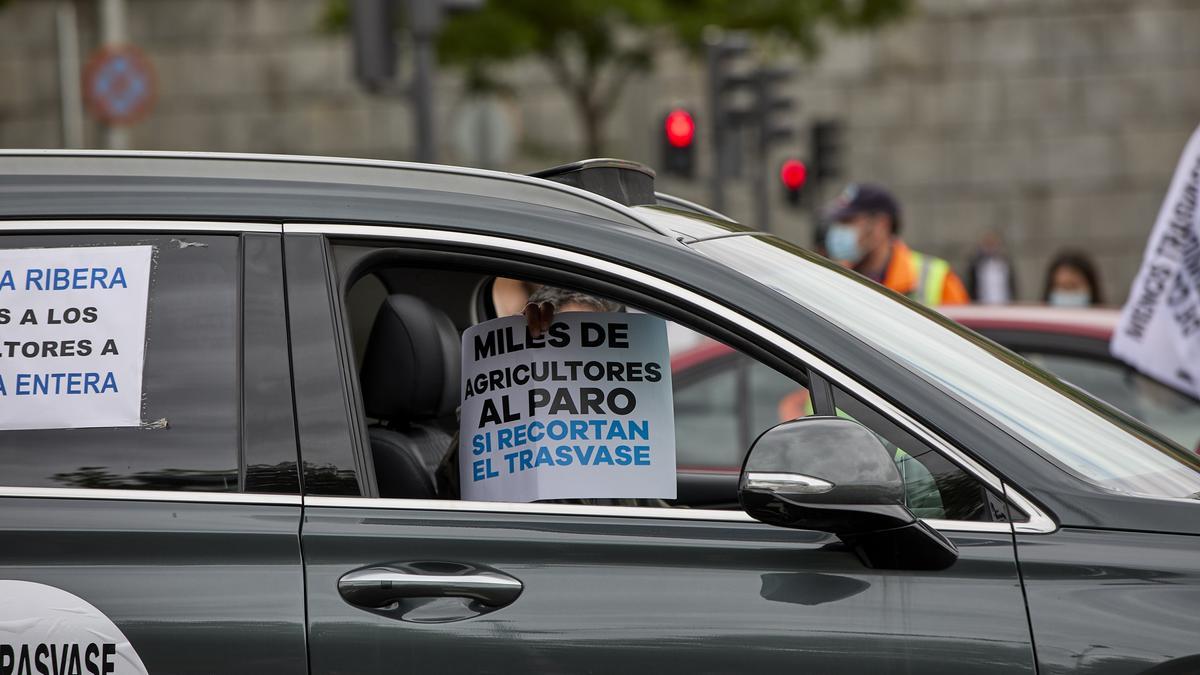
[881, 240, 968, 307]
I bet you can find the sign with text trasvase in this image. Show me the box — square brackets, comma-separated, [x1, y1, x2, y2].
[460, 313, 676, 503]
[0, 580, 150, 675]
[0, 246, 153, 430]
[1112, 124, 1200, 398]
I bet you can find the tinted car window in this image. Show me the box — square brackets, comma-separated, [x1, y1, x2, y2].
[0, 234, 240, 491]
[834, 386, 995, 521]
[749, 358, 809, 440]
[672, 353, 739, 468]
[671, 342, 812, 471]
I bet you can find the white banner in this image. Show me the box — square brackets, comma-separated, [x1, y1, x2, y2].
[1112, 125, 1200, 398]
[459, 313, 676, 503]
[1112, 126, 1200, 398]
[0, 580, 149, 675]
[0, 245, 153, 430]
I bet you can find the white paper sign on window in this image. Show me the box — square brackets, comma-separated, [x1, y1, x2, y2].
[0, 245, 153, 430]
[459, 313, 676, 503]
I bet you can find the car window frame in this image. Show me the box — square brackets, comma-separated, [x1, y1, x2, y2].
[0, 220, 302, 507]
[295, 222, 1052, 535]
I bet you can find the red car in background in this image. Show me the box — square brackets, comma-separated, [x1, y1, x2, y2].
[941, 305, 1200, 454]
[669, 306, 1200, 485]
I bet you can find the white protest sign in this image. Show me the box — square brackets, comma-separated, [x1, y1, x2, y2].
[0, 245, 153, 430]
[1112, 124, 1200, 398]
[0, 580, 149, 675]
[459, 312, 676, 503]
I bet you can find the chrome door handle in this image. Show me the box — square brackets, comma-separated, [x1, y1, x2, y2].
[338, 562, 523, 609]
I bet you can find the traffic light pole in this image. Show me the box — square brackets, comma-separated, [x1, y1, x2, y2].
[751, 67, 793, 234]
[406, 0, 442, 164]
[752, 137, 769, 233]
[705, 40, 727, 214]
[99, 0, 129, 150]
[410, 32, 436, 163]
[704, 30, 750, 215]
[352, 0, 483, 164]
[808, 119, 845, 246]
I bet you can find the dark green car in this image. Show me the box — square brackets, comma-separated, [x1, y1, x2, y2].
[1, 152, 1198, 675]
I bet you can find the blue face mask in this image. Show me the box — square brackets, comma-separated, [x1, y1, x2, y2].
[825, 224, 862, 264]
[1049, 290, 1090, 308]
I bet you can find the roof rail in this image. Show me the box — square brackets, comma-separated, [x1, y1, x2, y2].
[529, 158, 656, 207]
[654, 192, 736, 222]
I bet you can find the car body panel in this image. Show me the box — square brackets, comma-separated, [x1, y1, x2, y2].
[303, 504, 1035, 674]
[1016, 528, 1200, 674]
[0, 497, 306, 675]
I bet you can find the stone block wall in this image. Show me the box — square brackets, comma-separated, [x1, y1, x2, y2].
[769, 0, 1200, 303]
[2, 0, 1198, 304]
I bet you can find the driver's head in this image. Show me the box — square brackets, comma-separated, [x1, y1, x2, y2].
[525, 285, 621, 314]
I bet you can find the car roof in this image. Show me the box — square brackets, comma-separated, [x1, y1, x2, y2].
[635, 204, 757, 242]
[940, 304, 1119, 340]
[0, 149, 676, 235]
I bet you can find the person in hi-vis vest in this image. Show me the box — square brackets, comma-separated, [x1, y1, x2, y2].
[823, 183, 968, 307]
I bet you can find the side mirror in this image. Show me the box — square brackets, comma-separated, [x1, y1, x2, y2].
[739, 416, 958, 571]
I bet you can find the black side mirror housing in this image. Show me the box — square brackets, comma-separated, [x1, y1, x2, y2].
[739, 416, 958, 571]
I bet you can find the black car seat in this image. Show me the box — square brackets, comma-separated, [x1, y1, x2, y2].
[359, 294, 461, 498]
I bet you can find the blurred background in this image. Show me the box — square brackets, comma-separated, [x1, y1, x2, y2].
[2, 0, 1198, 303]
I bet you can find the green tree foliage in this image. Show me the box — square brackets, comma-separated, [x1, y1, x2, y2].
[324, 0, 910, 156]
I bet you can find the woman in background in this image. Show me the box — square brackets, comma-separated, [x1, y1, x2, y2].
[1042, 250, 1104, 307]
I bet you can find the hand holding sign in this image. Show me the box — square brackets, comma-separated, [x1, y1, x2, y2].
[459, 312, 676, 503]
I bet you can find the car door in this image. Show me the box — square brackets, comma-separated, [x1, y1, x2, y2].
[0, 224, 306, 674]
[287, 226, 1037, 674]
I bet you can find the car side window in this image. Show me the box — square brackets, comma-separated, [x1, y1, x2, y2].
[329, 245, 1000, 521]
[671, 350, 740, 469]
[670, 337, 813, 472]
[833, 386, 995, 521]
[0, 234, 242, 492]
[334, 253, 810, 505]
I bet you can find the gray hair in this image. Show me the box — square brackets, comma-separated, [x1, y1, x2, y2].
[526, 285, 622, 313]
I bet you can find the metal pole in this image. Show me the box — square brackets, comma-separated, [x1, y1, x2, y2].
[99, 0, 129, 150]
[752, 70, 770, 233]
[752, 141, 769, 233]
[704, 36, 725, 214]
[411, 35, 435, 163]
[56, 1, 84, 148]
[808, 181, 824, 247]
[405, 0, 441, 164]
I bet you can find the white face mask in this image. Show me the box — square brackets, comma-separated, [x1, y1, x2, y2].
[1048, 290, 1090, 308]
[824, 224, 863, 264]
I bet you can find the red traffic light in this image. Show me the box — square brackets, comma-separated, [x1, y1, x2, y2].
[664, 108, 695, 148]
[780, 159, 807, 190]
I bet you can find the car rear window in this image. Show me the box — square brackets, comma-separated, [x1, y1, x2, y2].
[0, 234, 240, 492]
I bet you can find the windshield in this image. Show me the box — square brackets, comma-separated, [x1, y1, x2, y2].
[1021, 351, 1200, 453]
[690, 234, 1200, 501]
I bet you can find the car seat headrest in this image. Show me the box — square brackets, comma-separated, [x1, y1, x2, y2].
[360, 294, 461, 422]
